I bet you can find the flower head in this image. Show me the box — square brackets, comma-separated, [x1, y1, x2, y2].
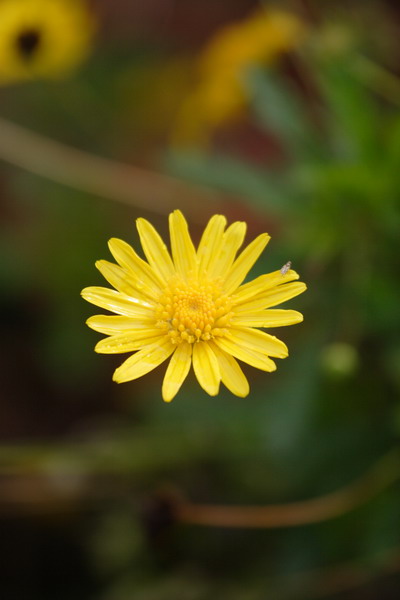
[82, 211, 306, 402]
[0, 0, 95, 85]
[173, 10, 306, 146]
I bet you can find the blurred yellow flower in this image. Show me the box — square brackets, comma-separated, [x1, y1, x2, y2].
[82, 211, 306, 402]
[0, 0, 95, 84]
[173, 10, 306, 146]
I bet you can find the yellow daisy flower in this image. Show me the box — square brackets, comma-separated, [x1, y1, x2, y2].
[82, 211, 306, 402]
[0, 0, 95, 85]
[173, 10, 307, 146]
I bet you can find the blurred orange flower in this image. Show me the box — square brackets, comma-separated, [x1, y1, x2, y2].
[172, 9, 307, 146]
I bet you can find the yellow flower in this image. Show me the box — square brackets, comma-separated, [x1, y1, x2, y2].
[173, 10, 306, 146]
[82, 211, 306, 402]
[0, 0, 95, 85]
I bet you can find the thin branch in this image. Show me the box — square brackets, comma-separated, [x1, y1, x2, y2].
[0, 116, 222, 220]
[175, 449, 400, 528]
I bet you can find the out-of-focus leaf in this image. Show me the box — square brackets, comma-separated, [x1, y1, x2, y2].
[316, 58, 380, 161]
[246, 68, 323, 159]
[165, 150, 295, 214]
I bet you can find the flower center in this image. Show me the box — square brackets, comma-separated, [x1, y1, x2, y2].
[156, 278, 233, 344]
[16, 29, 41, 59]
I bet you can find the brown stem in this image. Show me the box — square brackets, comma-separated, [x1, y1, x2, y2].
[0, 116, 221, 220]
[175, 449, 400, 528]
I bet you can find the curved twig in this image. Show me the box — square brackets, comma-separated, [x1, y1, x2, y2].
[175, 449, 400, 528]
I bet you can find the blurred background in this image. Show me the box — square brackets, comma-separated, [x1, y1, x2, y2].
[1, 0, 400, 598]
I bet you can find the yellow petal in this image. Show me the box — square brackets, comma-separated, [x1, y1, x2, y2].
[209, 341, 249, 397]
[108, 237, 164, 291]
[232, 269, 300, 304]
[226, 327, 288, 358]
[95, 331, 164, 354]
[197, 214, 227, 273]
[224, 233, 270, 294]
[169, 210, 198, 279]
[234, 282, 307, 312]
[208, 221, 247, 279]
[86, 315, 154, 334]
[113, 338, 174, 383]
[162, 341, 192, 402]
[81, 287, 154, 318]
[136, 217, 175, 282]
[214, 337, 277, 372]
[232, 309, 304, 327]
[95, 260, 154, 302]
[192, 341, 220, 396]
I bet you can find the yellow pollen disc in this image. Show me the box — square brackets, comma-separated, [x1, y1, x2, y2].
[156, 278, 232, 344]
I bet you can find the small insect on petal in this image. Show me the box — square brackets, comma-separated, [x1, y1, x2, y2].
[280, 261, 292, 276]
